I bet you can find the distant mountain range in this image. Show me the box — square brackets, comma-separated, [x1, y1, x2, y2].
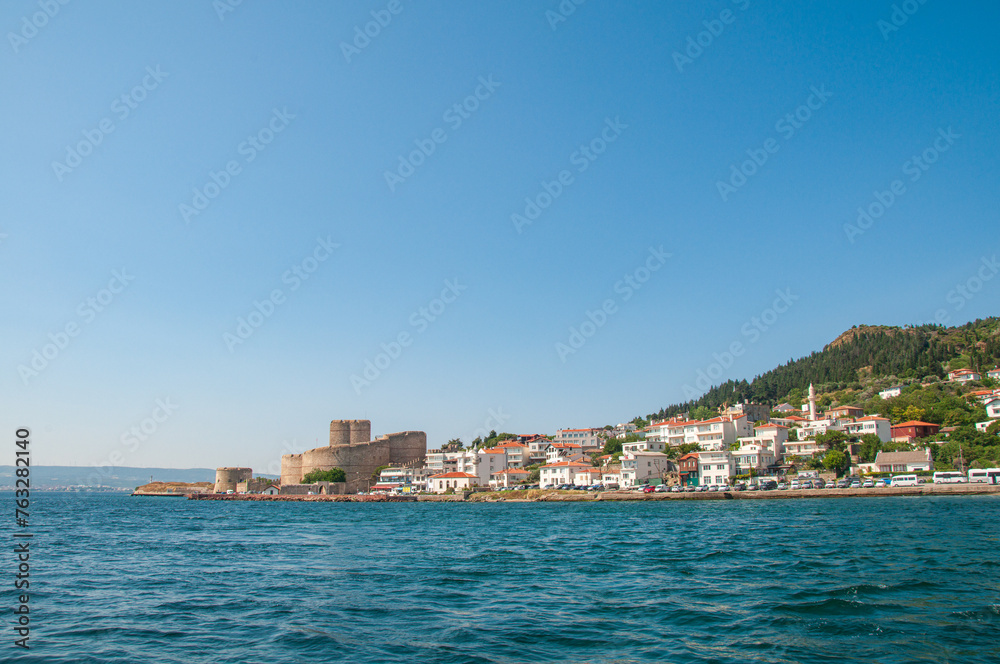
[1, 466, 227, 490]
[646, 318, 1000, 420]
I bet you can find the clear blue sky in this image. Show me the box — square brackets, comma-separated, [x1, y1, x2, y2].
[3, 0, 998, 471]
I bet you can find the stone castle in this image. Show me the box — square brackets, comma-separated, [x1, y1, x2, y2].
[281, 419, 426, 493]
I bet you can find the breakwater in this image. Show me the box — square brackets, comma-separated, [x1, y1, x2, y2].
[181, 483, 1000, 502]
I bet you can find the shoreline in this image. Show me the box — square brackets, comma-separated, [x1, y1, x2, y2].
[179, 484, 1000, 503]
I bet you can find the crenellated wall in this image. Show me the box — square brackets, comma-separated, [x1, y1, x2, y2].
[281, 420, 426, 493]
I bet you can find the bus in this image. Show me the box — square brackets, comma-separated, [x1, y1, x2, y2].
[933, 471, 968, 484]
[968, 468, 1000, 484]
[890, 474, 919, 487]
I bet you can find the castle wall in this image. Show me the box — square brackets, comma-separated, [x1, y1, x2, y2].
[214, 467, 252, 493]
[279, 426, 427, 494]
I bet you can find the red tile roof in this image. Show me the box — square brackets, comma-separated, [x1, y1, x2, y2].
[430, 472, 478, 479]
[892, 421, 939, 428]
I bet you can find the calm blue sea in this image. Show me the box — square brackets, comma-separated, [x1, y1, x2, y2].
[5, 493, 1000, 663]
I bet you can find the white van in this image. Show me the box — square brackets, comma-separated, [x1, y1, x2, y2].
[968, 468, 1000, 484]
[890, 474, 919, 487]
[932, 471, 967, 484]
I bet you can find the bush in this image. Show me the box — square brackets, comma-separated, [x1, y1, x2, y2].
[302, 468, 346, 483]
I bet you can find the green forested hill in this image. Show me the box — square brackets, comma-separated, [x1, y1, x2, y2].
[647, 318, 1000, 421]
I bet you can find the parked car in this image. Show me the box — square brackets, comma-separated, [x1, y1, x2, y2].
[654, 484, 669, 493]
[836, 479, 849, 488]
[642, 485, 656, 493]
[862, 478, 875, 488]
[777, 482, 788, 490]
[813, 479, 826, 489]
[850, 480, 861, 488]
[789, 481, 801, 490]
[670, 485, 683, 493]
[696, 484, 709, 492]
[685, 485, 696, 492]
[760, 480, 778, 491]
[800, 480, 814, 489]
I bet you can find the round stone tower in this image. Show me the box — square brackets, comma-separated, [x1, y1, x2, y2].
[348, 419, 371, 444]
[214, 467, 252, 493]
[329, 420, 351, 447]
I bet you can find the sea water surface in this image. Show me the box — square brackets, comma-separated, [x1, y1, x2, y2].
[8, 493, 1000, 663]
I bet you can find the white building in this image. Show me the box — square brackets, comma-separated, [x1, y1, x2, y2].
[698, 450, 735, 486]
[425, 448, 478, 476]
[573, 468, 603, 486]
[844, 416, 892, 442]
[983, 398, 1000, 419]
[782, 438, 826, 463]
[539, 460, 593, 487]
[879, 386, 903, 399]
[737, 423, 788, 459]
[526, 438, 552, 464]
[988, 368, 1000, 381]
[622, 439, 667, 454]
[490, 468, 530, 488]
[477, 448, 508, 485]
[494, 442, 530, 467]
[378, 466, 430, 490]
[620, 452, 671, 487]
[645, 416, 744, 451]
[732, 443, 775, 476]
[428, 472, 479, 493]
[545, 443, 585, 464]
[612, 423, 638, 439]
[553, 428, 603, 451]
[948, 369, 981, 383]
[795, 418, 846, 441]
[873, 449, 933, 473]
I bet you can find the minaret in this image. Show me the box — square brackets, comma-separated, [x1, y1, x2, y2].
[808, 383, 817, 421]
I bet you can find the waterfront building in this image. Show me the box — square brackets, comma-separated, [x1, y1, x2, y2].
[621, 452, 671, 487]
[490, 468, 530, 489]
[545, 443, 585, 463]
[698, 450, 735, 486]
[679, 452, 699, 486]
[873, 449, 933, 473]
[428, 472, 479, 493]
[539, 460, 593, 487]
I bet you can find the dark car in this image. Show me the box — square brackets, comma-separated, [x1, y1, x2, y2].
[760, 480, 778, 491]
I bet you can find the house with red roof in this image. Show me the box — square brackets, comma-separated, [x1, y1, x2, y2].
[890, 420, 940, 441]
[948, 369, 981, 383]
[539, 460, 594, 488]
[428, 472, 479, 493]
[490, 468, 530, 489]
